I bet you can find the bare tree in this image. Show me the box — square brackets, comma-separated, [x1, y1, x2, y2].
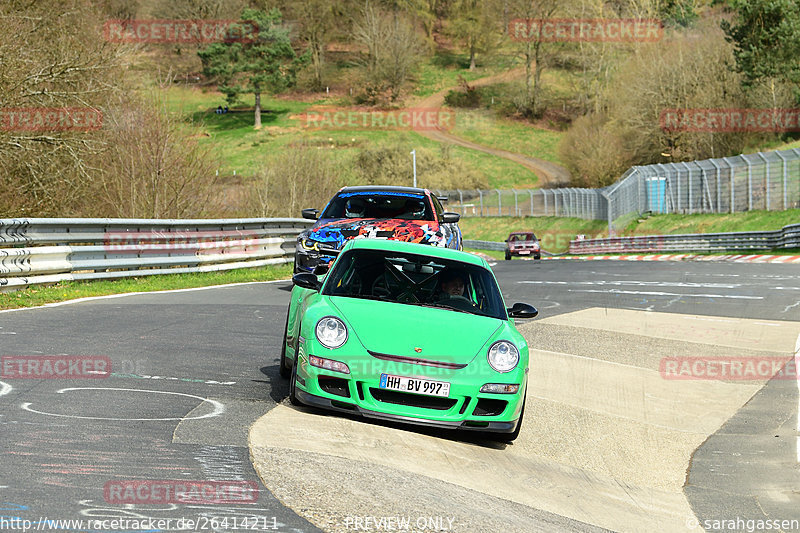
[0, 0, 129, 216]
[506, 0, 561, 117]
[249, 145, 341, 217]
[94, 97, 221, 219]
[352, 2, 424, 101]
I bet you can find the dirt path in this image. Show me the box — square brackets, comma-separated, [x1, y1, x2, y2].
[413, 68, 571, 187]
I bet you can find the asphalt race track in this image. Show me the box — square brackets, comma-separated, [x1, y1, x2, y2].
[1, 259, 799, 533]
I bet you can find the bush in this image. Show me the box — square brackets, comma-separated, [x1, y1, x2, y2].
[353, 143, 487, 190]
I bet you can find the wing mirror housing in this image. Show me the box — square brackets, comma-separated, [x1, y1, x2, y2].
[442, 212, 460, 223]
[292, 272, 321, 291]
[301, 208, 319, 220]
[507, 303, 538, 319]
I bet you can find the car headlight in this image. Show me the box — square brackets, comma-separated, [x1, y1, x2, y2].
[315, 316, 347, 349]
[300, 237, 321, 252]
[487, 341, 519, 373]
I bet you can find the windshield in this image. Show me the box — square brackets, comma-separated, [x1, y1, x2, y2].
[322, 249, 507, 320]
[320, 191, 434, 221]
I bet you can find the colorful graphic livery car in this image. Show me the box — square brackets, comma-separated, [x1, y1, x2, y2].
[295, 186, 462, 273]
[280, 239, 538, 441]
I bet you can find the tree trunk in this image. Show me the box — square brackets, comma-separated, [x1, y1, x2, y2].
[312, 40, 323, 90]
[469, 44, 476, 71]
[254, 92, 262, 129]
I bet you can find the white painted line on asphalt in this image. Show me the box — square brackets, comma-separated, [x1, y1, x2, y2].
[20, 387, 225, 421]
[0, 278, 290, 315]
[0, 381, 12, 397]
[568, 289, 763, 300]
[796, 333, 800, 463]
[520, 280, 741, 289]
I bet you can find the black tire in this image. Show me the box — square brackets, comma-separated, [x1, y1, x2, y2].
[534, 253, 541, 260]
[505, 250, 512, 260]
[288, 358, 302, 406]
[279, 309, 291, 379]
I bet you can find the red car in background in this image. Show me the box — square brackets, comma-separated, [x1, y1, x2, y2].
[505, 232, 541, 260]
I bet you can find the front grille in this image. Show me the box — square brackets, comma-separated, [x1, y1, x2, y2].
[369, 388, 457, 411]
[318, 376, 350, 398]
[472, 398, 507, 416]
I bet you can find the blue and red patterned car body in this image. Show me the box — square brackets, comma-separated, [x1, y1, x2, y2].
[295, 186, 462, 273]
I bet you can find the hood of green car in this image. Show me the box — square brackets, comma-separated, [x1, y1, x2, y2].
[328, 296, 503, 365]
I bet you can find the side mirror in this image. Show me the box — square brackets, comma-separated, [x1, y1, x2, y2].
[301, 208, 319, 220]
[442, 212, 460, 223]
[292, 272, 321, 291]
[507, 303, 538, 319]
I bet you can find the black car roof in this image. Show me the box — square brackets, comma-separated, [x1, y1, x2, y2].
[337, 185, 429, 195]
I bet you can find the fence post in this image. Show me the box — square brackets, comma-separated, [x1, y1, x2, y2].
[603, 190, 613, 236]
[478, 190, 484, 216]
[496, 189, 501, 216]
[529, 190, 535, 216]
[457, 189, 464, 215]
[743, 155, 752, 211]
[722, 157, 735, 213]
[709, 160, 721, 213]
[680, 162, 693, 213]
[757, 152, 770, 210]
[555, 190, 560, 216]
[775, 151, 787, 210]
[513, 189, 518, 216]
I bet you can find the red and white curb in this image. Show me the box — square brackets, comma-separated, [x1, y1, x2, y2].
[540, 254, 800, 263]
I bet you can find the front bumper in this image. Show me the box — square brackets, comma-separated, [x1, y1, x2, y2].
[292, 354, 526, 434]
[294, 248, 336, 273]
[295, 389, 520, 433]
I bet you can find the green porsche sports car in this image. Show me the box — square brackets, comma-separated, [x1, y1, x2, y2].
[279, 239, 538, 441]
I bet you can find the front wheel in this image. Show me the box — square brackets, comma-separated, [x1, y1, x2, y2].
[505, 250, 512, 260]
[288, 358, 302, 406]
[279, 309, 291, 379]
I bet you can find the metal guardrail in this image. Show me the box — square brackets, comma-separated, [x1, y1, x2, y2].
[0, 218, 313, 291]
[462, 239, 506, 252]
[568, 223, 800, 254]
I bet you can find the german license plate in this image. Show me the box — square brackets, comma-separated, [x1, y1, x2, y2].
[379, 374, 450, 397]
[518, 250, 530, 255]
